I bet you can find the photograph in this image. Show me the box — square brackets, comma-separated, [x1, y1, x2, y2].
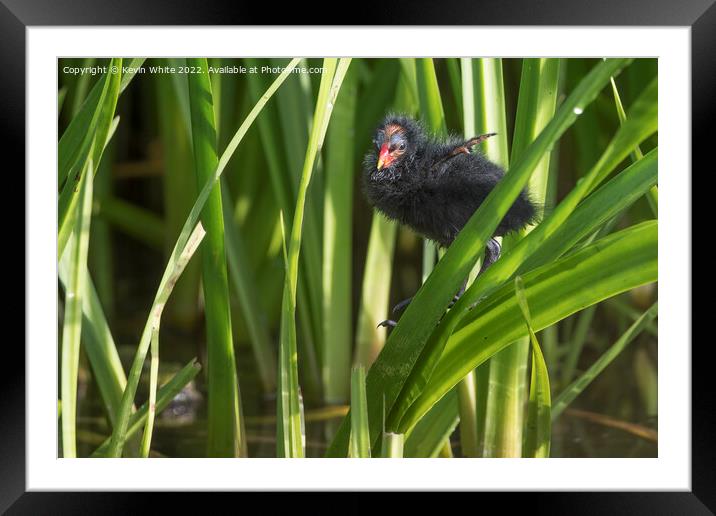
[56, 56, 658, 460]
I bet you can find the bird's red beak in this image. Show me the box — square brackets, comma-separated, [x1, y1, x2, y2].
[377, 144, 392, 170]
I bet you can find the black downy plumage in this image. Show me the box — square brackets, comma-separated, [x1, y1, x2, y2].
[361, 114, 537, 327]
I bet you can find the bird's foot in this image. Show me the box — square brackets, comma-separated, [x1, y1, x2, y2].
[377, 296, 415, 330]
[382, 283, 466, 328]
[375, 241, 498, 329]
[391, 296, 414, 315]
[392, 289, 463, 315]
[478, 238, 502, 275]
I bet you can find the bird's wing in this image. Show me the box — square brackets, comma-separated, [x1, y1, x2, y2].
[430, 133, 497, 170]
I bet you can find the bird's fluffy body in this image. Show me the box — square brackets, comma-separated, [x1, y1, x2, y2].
[362, 114, 537, 247]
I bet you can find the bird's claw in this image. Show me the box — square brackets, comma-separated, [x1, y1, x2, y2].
[391, 297, 413, 315]
[377, 319, 397, 328]
[385, 290, 463, 329]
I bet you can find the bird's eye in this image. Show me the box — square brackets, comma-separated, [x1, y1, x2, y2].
[398, 142, 406, 151]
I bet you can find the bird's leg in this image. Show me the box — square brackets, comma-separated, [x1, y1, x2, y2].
[377, 276, 471, 329]
[389, 275, 466, 316]
[458, 239, 502, 313]
[479, 237, 501, 275]
[378, 240, 501, 328]
[447, 277, 469, 308]
[378, 242, 502, 329]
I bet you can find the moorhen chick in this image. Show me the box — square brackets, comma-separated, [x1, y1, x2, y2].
[362, 114, 537, 327]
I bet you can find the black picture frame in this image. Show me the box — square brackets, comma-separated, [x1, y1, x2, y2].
[7, 0, 707, 512]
